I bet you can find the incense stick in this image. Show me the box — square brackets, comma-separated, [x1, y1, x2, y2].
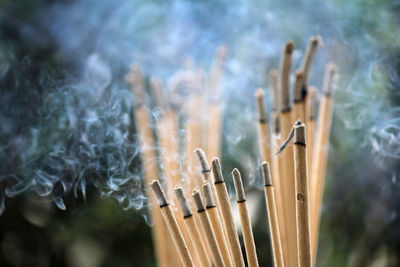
[262, 162, 284, 267]
[203, 182, 232, 267]
[150, 181, 194, 267]
[126, 65, 172, 267]
[232, 169, 259, 267]
[294, 123, 311, 267]
[192, 190, 225, 267]
[278, 40, 298, 267]
[300, 36, 321, 91]
[294, 69, 306, 123]
[175, 187, 212, 267]
[305, 86, 318, 179]
[255, 88, 272, 166]
[212, 158, 245, 267]
[310, 63, 338, 263]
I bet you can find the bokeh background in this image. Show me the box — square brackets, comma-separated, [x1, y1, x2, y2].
[1, 0, 400, 266]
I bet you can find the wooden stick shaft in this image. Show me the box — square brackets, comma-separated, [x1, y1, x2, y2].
[237, 201, 259, 267]
[197, 210, 225, 267]
[214, 182, 245, 267]
[294, 101, 306, 124]
[310, 96, 334, 259]
[206, 207, 232, 266]
[264, 186, 285, 267]
[184, 216, 212, 267]
[278, 110, 298, 267]
[160, 206, 195, 267]
[294, 125, 311, 267]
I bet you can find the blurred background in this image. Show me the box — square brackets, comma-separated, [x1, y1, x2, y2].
[1, 0, 400, 266]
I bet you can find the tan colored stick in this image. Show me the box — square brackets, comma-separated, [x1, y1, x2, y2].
[203, 182, 232, 267]
[255, 88, 272, 166]
[207, 46, 228, 159]
[232, 169, 259, 267]
[305, 87, 318, 179]
[175, 187, 212, 267]
[294, 123, 311, 267]
[212, 158, 245, 267]
[126, 65, 172, 267]
[294, 70, 306, 123]
[192, 190, 225, 267]
[262, 162, 284, 267]
[310, 63, 338, 263]
[150, 181, 194, 267]
[278, 41, 298, 267]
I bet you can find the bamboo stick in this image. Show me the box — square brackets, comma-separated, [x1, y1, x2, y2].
[300, 36, 321, 91]
[175, 187, 212, 267]
[294, 122, 311, 267]
[232, 169, 259, 267]
[212, 158, 245, 267]
[203, 182, 232, 267]
[310, 63, 338, 263]
[192, 190, 225, 267]
[126, 65, 172, 267]
[150, 181, 195, 267]
[294, 70, 306, 123]
[305, 87, 318, 179]
[262, 162, 284, 267]
[255, 88, 272, 166]
[278, 40, 298, 267]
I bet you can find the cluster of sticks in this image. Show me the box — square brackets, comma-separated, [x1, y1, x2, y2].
[256, 37, 338, 267]
[126, 36, 338, 267]
[126, 47, 228, 267]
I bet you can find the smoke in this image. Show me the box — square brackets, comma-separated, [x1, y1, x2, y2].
[0, 0, 399, 216]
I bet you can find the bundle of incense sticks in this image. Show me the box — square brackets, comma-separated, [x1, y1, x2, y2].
[256, 37, 339, 267]
[128, 37, 338, 266]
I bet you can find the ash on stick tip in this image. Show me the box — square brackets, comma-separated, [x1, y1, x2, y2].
[211, 158, 224, 183]
[192, 190, 205, 212]
[294, 122, 306, 145]
[232, 168, 246, 202]
[294, 69, 304, 101]
[202, 182, 216, 208]
[261, 162, 273, 186]
[307, 86, 318, 120]
[150, 180, 168, 206]
[195, 148, 210, 173]
[174, 186, 192, 218]
[285, 40, 295, 54]
[255, 88, 267, 122]
[323, 62, 338, 96]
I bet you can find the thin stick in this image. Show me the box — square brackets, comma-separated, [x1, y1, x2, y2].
[192, 190, 225, 267]
[262, 162, 284, 267]
[150, 181, 194, 267]
[310, 63, 338, 263]
[255, 88, 272, 166]
[305, 87, 318, 179]
[203, 182, 232, 267]
[294, 70, 306, 123]
[300, 36, 321, 91]
[232, 169, 259, 267]
[175, 187, 212, 267]
[278, 40, 298, 267]
[294, 123, 311, 267]
[126, 65, 171, 267]
[212, 158, 245, 267]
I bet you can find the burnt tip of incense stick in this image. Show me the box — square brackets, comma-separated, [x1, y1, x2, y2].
[192, 190, 205, 212]
[308, 86, 318, 120]
[232, 168, 246, 202]
[174, 186, 192, 218]
[255, 88, 268, 123]
[275, 120, 303, 155]
[294, 122, 306, 146]
[195, 148, 210, 174]
[211, 158, 224, 183]
[150, 180, 168, 207]
[285, 40, 295, 54]
[261, 162, 273, 186]
[202, 182, 216, 208]
[294, 69, 305, 102]
[323, 62, 338, 97]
